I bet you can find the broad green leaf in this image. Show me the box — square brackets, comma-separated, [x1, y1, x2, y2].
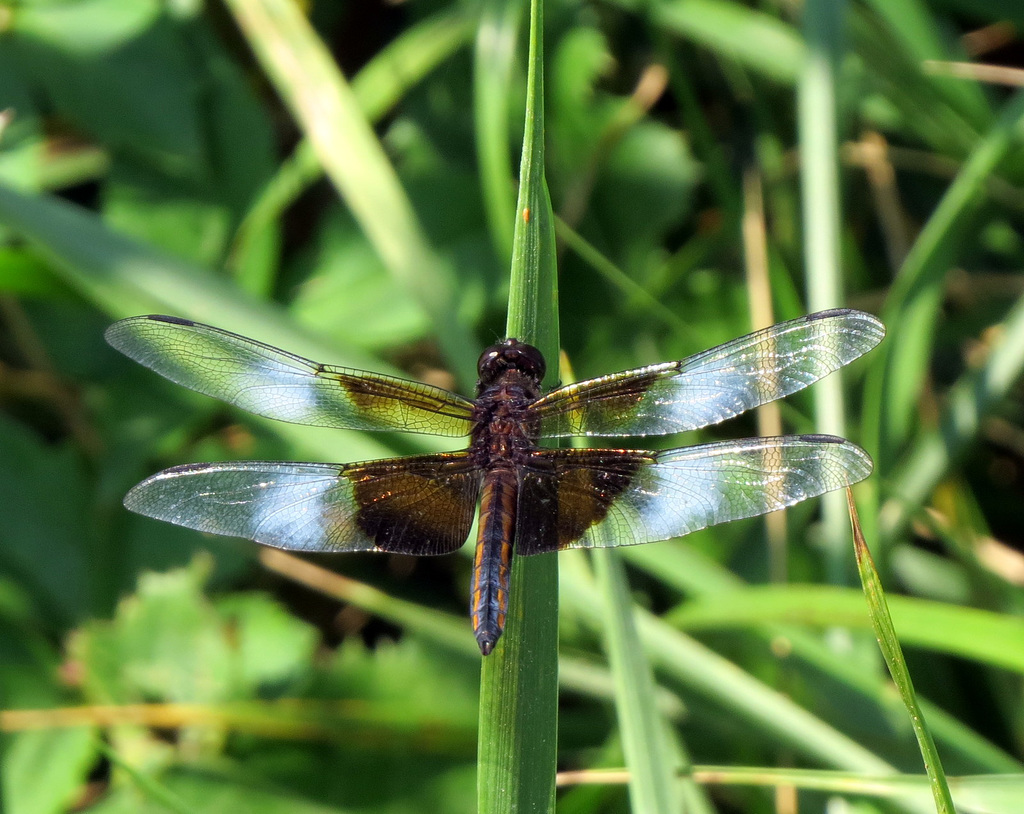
[3, 728, 98, 814]
[11, 2, 203, 163]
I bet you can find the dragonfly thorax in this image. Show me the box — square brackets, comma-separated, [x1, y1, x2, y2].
[470, 381, 543, 467]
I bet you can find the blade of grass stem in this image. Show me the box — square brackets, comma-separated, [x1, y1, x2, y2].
[799, 0, 855, 586]
[351, 8, 473, 122]
[478, 0, 559, 811]
[554, 217, 690, 335]
[849, 490, 956, 813]
[667, 584, 1024, 674]
[565, 764, 1024, 809]
[475, 0, 525, 261]
[592, 550, 709, 812]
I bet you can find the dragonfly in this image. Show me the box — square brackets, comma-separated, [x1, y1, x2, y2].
[106, 309, 883, 654]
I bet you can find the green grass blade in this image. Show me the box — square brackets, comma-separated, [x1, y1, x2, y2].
[798, 0, 854, 585]
[592, 550, 707, 813]
[668, 584, 1024, 675]
[684, 766, 1024, 809]
[351, 8, 473, 122]
[850, 491, 956, 813]
[474, 0, 525, 261]
[568, 764, 1024, 807]
[223, 0, 477, 381]
[478, 0, 559, 812]
[554, 218, 689, 334]
[503, 3, 558, 352]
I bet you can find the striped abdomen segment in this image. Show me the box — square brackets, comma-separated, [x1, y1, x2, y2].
[470, 468, 518, 654]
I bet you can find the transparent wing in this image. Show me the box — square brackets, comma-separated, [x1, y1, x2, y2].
[516, 435, 872, 553]
[106, 315, 476, 436]
[125, 453, 481, 556]
[533, 309, 884, 437]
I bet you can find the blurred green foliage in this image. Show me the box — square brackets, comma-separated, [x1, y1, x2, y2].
[2, 0, 1024, 812]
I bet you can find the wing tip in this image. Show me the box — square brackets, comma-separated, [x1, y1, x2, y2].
[122, 477, 167, 518]
[105, 314, 195, 350]
[798, 433, 874, 484]
[797, 432, 845, 444]
[147, 314, 194, 327]
[103, 317, 136, 347]
[809, 308, 886, 342]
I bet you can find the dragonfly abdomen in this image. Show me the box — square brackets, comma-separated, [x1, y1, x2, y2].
[470, 468, 518, 654]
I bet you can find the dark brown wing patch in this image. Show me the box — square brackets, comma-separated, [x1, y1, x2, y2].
[533, 370, 662, 437]
[346, 453, 482, 555]
[516, 449, 651, 554]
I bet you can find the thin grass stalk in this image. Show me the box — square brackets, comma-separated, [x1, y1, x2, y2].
[849, 492, 956, 813]
[474, 0, 525, 262]
[591, 549, 705, 812]
[477, 0, 559, 810]
[567, 764, 1024, 808]
[798, 0, 853, 585]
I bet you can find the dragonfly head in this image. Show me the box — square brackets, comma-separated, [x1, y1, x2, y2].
[477, 338, 546, 388]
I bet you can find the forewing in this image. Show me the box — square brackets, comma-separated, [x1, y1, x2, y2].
[516, 436, 872, 553]
[533, 309, 884, 437]
[124, 453, 481, 556]
[106, 315, 475, 436]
